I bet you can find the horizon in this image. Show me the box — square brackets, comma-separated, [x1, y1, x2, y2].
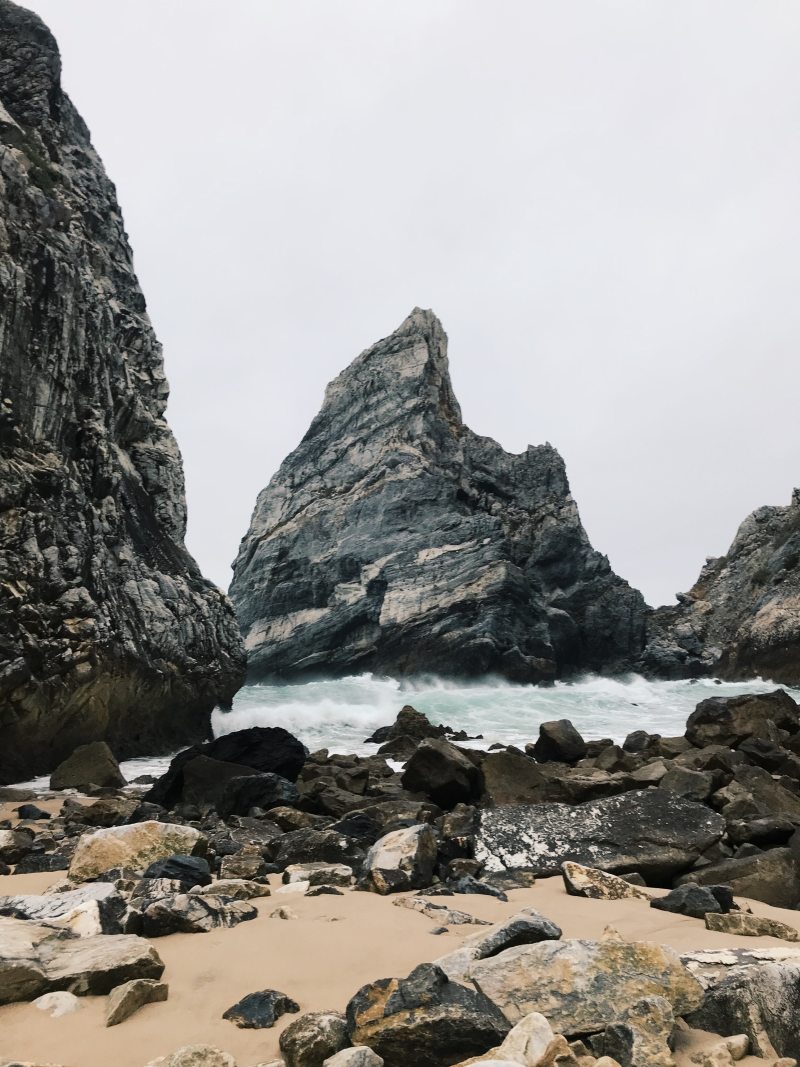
[24, 0, 800, 607]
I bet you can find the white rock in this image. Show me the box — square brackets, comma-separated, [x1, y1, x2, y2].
[68, 821, 204, 882]
[323, 1047, 384, 1066]
[33, 990, 81, 1017]
[275, 880, 310, 895]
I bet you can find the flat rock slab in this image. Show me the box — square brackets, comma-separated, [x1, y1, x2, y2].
[394, 897, 489, 926]
[0, 884, 125, 936]
[475, 789, 724, 880]
[0, 916, 164, 1005]
[705, 911, 799, 942]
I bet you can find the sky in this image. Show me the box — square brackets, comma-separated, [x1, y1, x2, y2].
[26, 0, 800, 607]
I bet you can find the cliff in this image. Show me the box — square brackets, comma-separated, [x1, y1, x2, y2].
[0, 1, 246, 782]
[643, 489, 800, 685]
[231, 309, 647, 682]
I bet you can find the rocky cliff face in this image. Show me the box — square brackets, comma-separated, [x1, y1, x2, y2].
[0, 1, 245, 783]
[643, 490, 800, 685]
[231, 309, 646, 682]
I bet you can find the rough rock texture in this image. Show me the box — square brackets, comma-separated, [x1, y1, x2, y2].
[474, 790, 725, 881]
[0, 0, 245, 783]
[643, 488, 800, 684]
[230, 309, 646, 682]
[105, 977, 168, 1026]
[68, 821, 205, 882]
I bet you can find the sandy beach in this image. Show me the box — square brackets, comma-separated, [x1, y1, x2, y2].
[1, 861, 798, 1067]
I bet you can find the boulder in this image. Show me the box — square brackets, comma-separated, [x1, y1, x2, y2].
[283, 863, 353, 887]
[324, 1049, 384, 1067]
[105, 978, 168, 1026]
[590, 995, 675, 1067]
[217, 773, 300, 819]
[705, 912, 799, 941]
[279, 1011, 350, 1067]
[135, 894, 257, 937]
[273, 829, 366, 871]
[64, 796, 139, 828]
[0, 883, 126, 936]
[346, 962, 510, 1067]
[434, 909, 562, 981]
[49, 742, 127, 791]
[145, 726, 308, 809]
[191, 879, 270, 901]
[143, 855, 212, 888]
[532, 720, 587, 763]
[402, 739, 482, 809]
[33, 989, 81, 1017]
[475, 790, 724, 881]
[0, 828, 37, 865]
[17, 804, 51, 821]
[685, 691, 799, 749]
[676, 848, 800, 908]
[223, 988, 300, 1028]
[469, 938, 704, 1032]
[144, 1047, 236, 1067]
[394, 897, 489, 926]
[686, 962, 800, 1060]
[68, 822, 206, 882]
[650, 883, 731, 919]
[362, 825, 438, 894]
[659, 766, 714, 802]
[561, 862, 651, 901]
[479, 751, 549, 806]
[367, 706, 446, 744]
[179, 755, 260, 811]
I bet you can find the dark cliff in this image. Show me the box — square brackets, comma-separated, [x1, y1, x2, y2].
[0, 1, 246, 782]
[644, 489, 800, 685]
[231, 308, 647, 682]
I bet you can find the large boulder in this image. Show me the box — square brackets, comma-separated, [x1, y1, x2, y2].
[273, 828, 366, 871]
[145, 726, 308, 808]
[676, 848, 800, 908]
[49, 742, 127, 791]
[469, 938, 704, 1033]
[346, 962, 510, 1067]
[134, 894, 257, 937]
[434, 909, 562, 982]
[216, 772, 300, 819]
[685, 690, 799, 748]
[401, 739, 482, 808]
[361, 824, 438, 894]
[0, 883, 127, 936]
[222, 988, 300, 1029]
[479, 750, 549, 806]
[0, 916, 164, 1005]
[475, 790, 724, 881]
[178, 755, 260, 811]
[280, 1011, 350, 1067]
[105, 978, 169, 1026]
[68, 821, 206, 882]
[531, 720, 587, 763]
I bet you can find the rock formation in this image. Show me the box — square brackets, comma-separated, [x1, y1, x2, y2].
[231, 308, 646, 682]
[644, 489, 800, 684]
[0, 1, 245, 783]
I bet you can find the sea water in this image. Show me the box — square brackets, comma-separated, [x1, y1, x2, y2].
[107, 672, 800, 784]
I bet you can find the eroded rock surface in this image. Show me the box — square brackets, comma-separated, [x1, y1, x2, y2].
[0, 0, 245, 783]
[231, 308, 646, 682]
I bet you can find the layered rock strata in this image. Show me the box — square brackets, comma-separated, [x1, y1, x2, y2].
[0, 1, 245, 782]
[231, 308, 646, 681]
[644, 489, 800, 684]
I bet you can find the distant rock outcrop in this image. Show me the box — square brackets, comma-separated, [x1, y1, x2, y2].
[644, 489, 800, 684]
[0, 1, 245, 782]
[231, 308, 646, 682]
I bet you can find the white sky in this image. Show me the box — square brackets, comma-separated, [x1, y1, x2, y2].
[25, 0, 800, 607]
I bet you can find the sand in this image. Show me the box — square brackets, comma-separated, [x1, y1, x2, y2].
[1, 864, 798, 1067]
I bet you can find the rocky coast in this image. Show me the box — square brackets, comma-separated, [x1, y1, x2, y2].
[2, 689, 800, 1066]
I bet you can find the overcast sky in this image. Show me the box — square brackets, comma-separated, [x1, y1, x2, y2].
[27, 0, 800, 607]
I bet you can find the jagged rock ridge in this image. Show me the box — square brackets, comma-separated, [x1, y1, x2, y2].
[0, 1, 245, 783]
[644, 489, 800, 685]
[231, 308, 647, 681]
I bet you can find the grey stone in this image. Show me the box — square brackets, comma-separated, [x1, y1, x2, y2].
[401, 739, 481, 808]
[676, 848, 800, 908]
[136, 893, 257, 937]
[279, 1011, 350, 1067]
[650, 883, 729, 919]
[105, 978, 168, 1026]
[362, 824, 438, 894]
[222, 988, 300, 1029]
[532, 719, 588, 763]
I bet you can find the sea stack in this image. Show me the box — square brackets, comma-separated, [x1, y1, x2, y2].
[644, 488, 800, 684]
[231, 308, 646, 682]
[0, 1, 246, 783]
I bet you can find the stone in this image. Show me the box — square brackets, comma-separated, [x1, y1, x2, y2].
[33, 990, 81, 1017]
[190, 879, 270, 900]
[346, 962, 510, 1067]
[532, 720, 587, 763]
[222, 988, 300, 1028]
[229, 309, 647, 684]
[479, 750, 549, 806]
[475, 790, 724, 880]
[283, 862, 353, 887]
[401, 739, 482, 808]
[659, 766, 714, 802]
[68, 821, 205, 882]
[0, 917, 164, 1005]
[217, 773, 301, 819]
[434, 909, 562, 981]
[561, 862, 651, 901]
[650, 884, 730, 919]
[136, 894, 257, 937]
[143, 855, 212, 887]
[362, 824, 438, 894]
[705, 911, 799, 941]
[686, 691, 800, 748]
[367, 706, 446, 745]
[64, 796, 139, 828]
[145, 727, 308, 809]
[17, 804, 51, 821]
[0, 3, 245, 787]
[105, 978, 168, 1026]
[469, 938, 704, 1033]
[394, 897, 490, 926]
[177, 756, 260, 812]
[323, 1049, 384, 1067]
[0, 883, 126, 935]
[676, 848, 800, 908]
[591, 995, 675, 1067]
[686, 961, 800, 1060]
[0, 829, 35, 865]
[49, 742, 126, 791]
[279, 1011, 350, 1067]
[219, 850, 270, 882]
[273, 829, 365, 871]
[144, 1047, 236, 1067]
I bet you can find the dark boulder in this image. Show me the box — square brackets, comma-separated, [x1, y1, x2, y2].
[366, 706, 446, 745]
[685, 690, 799, 748]
[142, 855, 212, 888]
[279, 1011, 350, 1067]
[223, 988, 300, 1029]
[217, 774, 300, 819]
[532, 719, 587, 763]
[401, 739, 481, 808]
[273, 828, 366, 871]
[676, 848, 800, 908]
[650, 883, 732, 919]
[135, 894, 257, 937]
[16, 804, 50, 820]
[346, 962, 510, 1067]
[480, 750, 549, 806]
[49, 742, 126, 791]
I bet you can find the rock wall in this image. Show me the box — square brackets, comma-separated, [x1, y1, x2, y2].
[644, 489, 800, 685]
[231, 308, 646, 682]
[0, 1, 245, 783]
